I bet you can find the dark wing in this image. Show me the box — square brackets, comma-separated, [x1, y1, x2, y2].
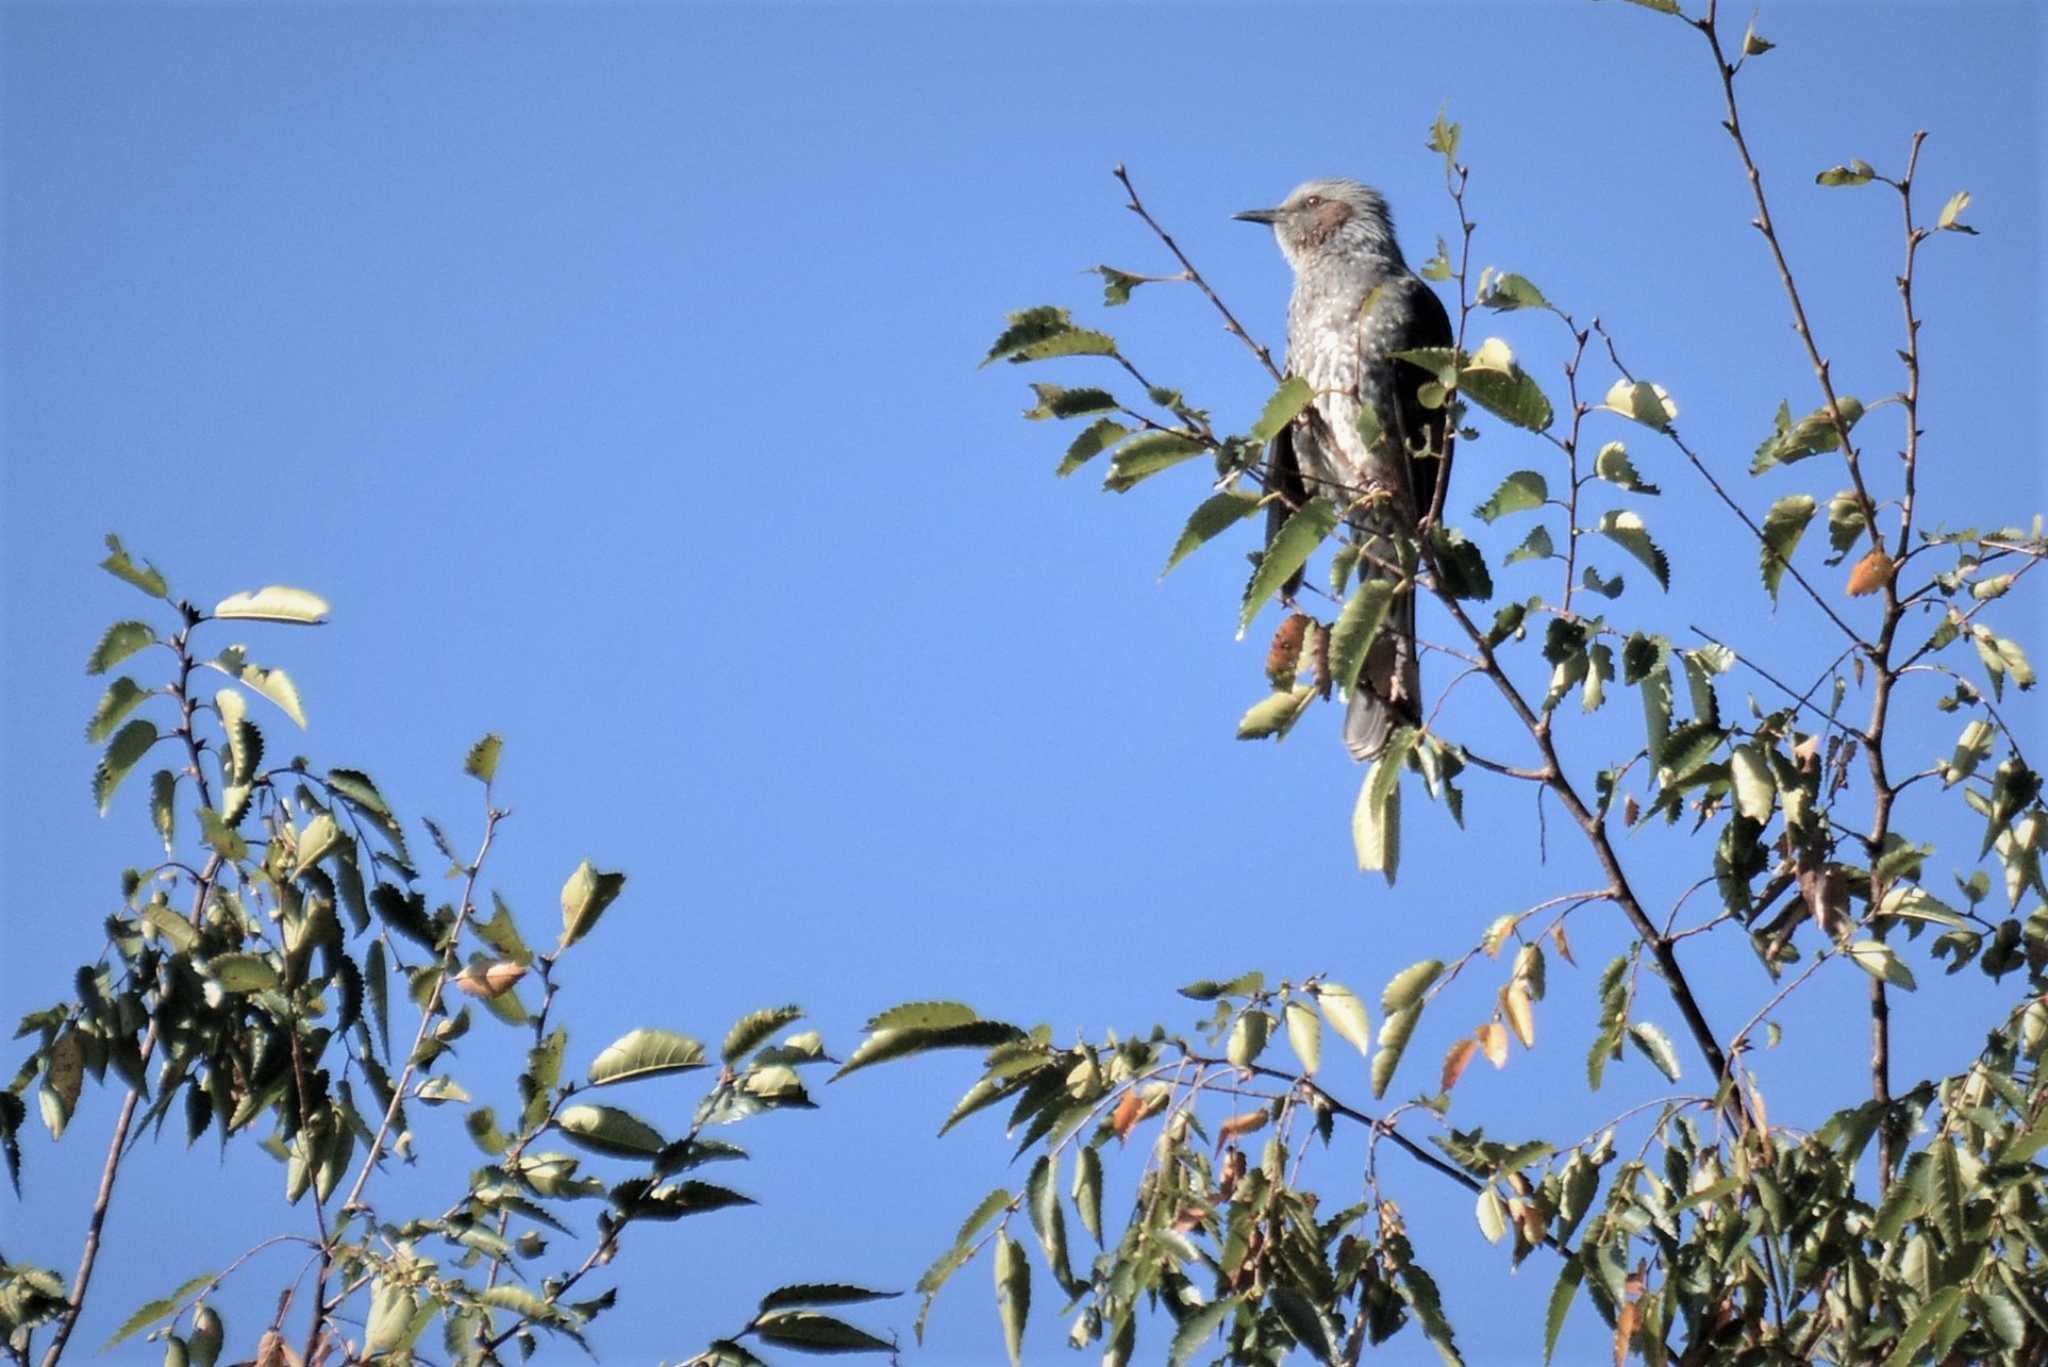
[1264, 420, 1311, 597]
[1387, 275, 1455, 522]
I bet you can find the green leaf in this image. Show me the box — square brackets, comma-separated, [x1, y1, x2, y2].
[1846, 940, 1917, 990]
[555, 1103, 666, 1158]
[87, 620, 156, 675]
[1816, 159, 1876, 187]
[105, 1276, 206, 1350]
[1935, 190, 1976, 234]
[93, 719, 159, 815]
[207, 953, 280, 993]
[866, 1001, 979, 1032]
[1382, 959, 1444, 1014]
[464, 733, 503, 783]
[834, 1020, 1024, 1079]
[1460, 340, 1554, 432]
[1473, 470, 1547, 523]
[1543, 1256, 1584, 1365]
[1227, 1010, 1270, 1067]
[1248, 377, 1314, 444]
[1024, 1154, 1075, 1293]
[1759, 494, 1816, 603]
[1593, 441, 1659, 494]
[1729, 745, 1775, 823]
[993, 1231, 1029, 1367]
[1825, 491, 1867, 560]
[1179, 971, 1263, 1000]
[1601, 378, 1677, 430]
[87, 678, 153, 743]
[719, 1005, 805, 1065]
[1594, 510, 1670, 590]
[1328, 577, 1395, 694]
[1056, 417, 1130, 477]
[1103, 432, 1207, 492]
[1092, 267, 1148, 307]
[757, 1285, 899, 1314]
[1023, 382, 1118, 420]
[1283, 1001, 1322, 1075]
[1474, 1187, 1506, 1243]
[559, 860, 626, 949]
[1372, 1006, 1420, 1099]
[588, 1029, 709, 1086]
[1880, 1286, 1963, 1367]
[1235, 686, 1314, 741]
[1751, 396, 1865, 473]
[1163, 491, 1262, 576]
[1314, 984, 1372, 1061]
[1072, 1146, 1103, 1245]
[211, 586, 330, 624]
[1627, 1022, 1681, 1081]
[983, 306, 1115, 367]
[1479, 272, 1548, 311]
[150, 770, 176, 851]
[1427, 526, 1493, 600]
[1352, 751, 1401, 882]
[753, 1310, 895, 1355]
[1168, 1300, 1233, 1367]
[1505, 525, 1555, 566]
[99, 534, 169, 598]
[203, 649, 307, 729]
[1238, 498, 1338, 638]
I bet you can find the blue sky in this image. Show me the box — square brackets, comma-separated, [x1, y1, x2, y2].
[3, 2, 2041, 1364]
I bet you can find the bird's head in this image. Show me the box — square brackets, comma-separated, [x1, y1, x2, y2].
[1235, 178, 1400, 273]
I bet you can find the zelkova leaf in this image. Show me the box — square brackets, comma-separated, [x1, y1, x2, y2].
[1594, 442, 1660, 494]
[1168, 1300, 1233, 1367]
[559, 860, 626, 949]
[993, 1231, 1029, 1367]
[99, 534, 169, 598]
[1328, 577, 1395, 695]
[95, 719, 159, 815]
[1235, 686, 1315, 741]
[1072, 1145, 1104, 1245]
[1371, 1007, 1420, 1099]
[1602, 379, 1678, 430]
[1935, 189, 1976, 234]
[555, 1103, 666, 1158]
[87, 620, 156, 675]
[758, 1285, 901, 1314]
[1056, 417, 1129, 477]
[1815, 158, 1876, 187]
[1751, 397, 1865, 473]
[464, 733, 503, 783]
[1023, 382, 1117, 420]
[87, 677, 153, 743]
[211, 586, 330, 624]
[204, 648, 307, 728]
[1460, 340, 1554, 432]
[1283, 1000, 1322, 1074]
[1595, 510, 1670, 590]
[1104, 432, 1208, 492]
[1479, 272, 1548, 311]
[1382, 959, 1444, 1014]
[835, 1020, 1025, 1079]
[1238, 497, 1338, 638]
[1351, 753, 1401, 882]
[753, 1311, 896, 1355]
[1163, 490, 1262, 576]
[983, 306, 1116, 366]
[1758, 494, 1816, 603]
[1846, 940, 1917, 990]
[1473, 470, 1547, 523]
[1314, 984, 1373, 1061]
[588, 1029, 709, 1086]
[1248, 376, 1314, 444]
[723, 1006, 806, 1064]
[1627, 1022, 1682, 1081]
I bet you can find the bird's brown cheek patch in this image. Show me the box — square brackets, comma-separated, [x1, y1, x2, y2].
[1296, 200, 1355, 249]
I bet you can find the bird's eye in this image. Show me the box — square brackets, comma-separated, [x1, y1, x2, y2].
[1303, 196, 1322, 208]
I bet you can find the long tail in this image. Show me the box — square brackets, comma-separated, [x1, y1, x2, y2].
[1343, 585, 1419, 761]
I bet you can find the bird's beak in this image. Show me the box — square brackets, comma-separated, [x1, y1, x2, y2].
[1233, 208, 1279, 225]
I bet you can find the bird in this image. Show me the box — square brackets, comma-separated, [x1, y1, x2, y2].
[1235, 178, 1453, 762]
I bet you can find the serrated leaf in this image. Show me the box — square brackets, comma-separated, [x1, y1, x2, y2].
[1328, 577, 1395, 696]
[1372, 1007, 1420, 1098]
[1758, 494, 1816, 603]
[1103, 432, 1207, 492]
[724, 1006, 805, 1064]
[835, 1020, 1024, 1079]
[1816, 159, 1876, 187]
[555, 1103, 665, 1158]
[204, 649, 307, 728]
[1461, 347, 1554, 432]
[1593, 441, 1659, 494]
[983, 306, 1115, 367]
[1506, 525, 1555, 566]
[1627, 1022, 1681, 1081]
[94, 718, 159, 814]
[1382, 959, 1444, 1014]
[1473, 470, 1547, 524]
[588, 1029, 708, 1086]
[99, 534, 169, 598]
[1544, 1256, 1584, 1364]
[993, 1231, 1029, 1366]
[211, 586, 330, 624]
[464, 733, 503, 783]
[753, 1310, 895, 1355]
[1595, 510, 1670, 590]
[1056, 417, 1130, 477]
[559, 860, 626, 949]
[1352, 755, 1401, 882]
[1238, 498, 1338, 637]
[1475, 1187, 1507, 1243]
[1935, 190, 1975, 233]
[1751, 397, 1865, 473]
[1479, 272, 1548, 311]
[1248, 376, 1314, 444]
[1282, 1001, 1322, 1075]
[1729, 745, 1775, 823]
[1072, 1146, 1103, 1245]
[86, 677, 153, 744]
[1168, 1300, 1232, 1367]
[1235, 686, 1315, 741]
[1846, 940, 1917, 990]
[1163, 490, 1263, 576]
[87, 620, 156, 675]
[1313, 984, 1372, 1062]
[207, 953, 279, 993]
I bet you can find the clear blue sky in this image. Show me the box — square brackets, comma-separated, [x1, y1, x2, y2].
[3, 3, 2041, 1364]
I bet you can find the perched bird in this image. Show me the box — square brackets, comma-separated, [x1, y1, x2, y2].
[1236, 178, 1453, 761]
